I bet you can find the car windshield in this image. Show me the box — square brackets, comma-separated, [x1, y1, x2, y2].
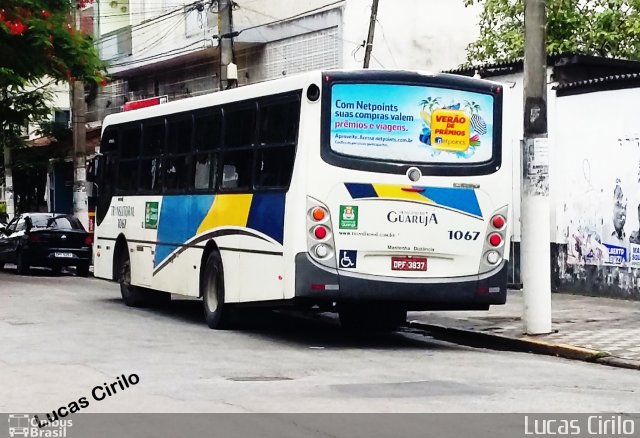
[30, 214, 84, 230]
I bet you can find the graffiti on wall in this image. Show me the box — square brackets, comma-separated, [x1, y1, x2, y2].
[562, 135, 640, 269]
[555, 131, 640, 298]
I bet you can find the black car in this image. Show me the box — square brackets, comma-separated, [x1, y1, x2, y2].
[0, 213, 92, 276]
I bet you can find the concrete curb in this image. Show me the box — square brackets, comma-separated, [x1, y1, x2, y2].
[406, 321, 640, 370]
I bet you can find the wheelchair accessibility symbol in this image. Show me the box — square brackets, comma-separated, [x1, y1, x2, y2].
[339, 250, 357, 269]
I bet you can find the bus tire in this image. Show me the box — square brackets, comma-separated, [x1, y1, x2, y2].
[118, 253, 147, 307]
[202, 251, 230, 329]
[339, 305, 406, 332]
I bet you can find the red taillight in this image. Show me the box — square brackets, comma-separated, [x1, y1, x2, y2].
[29, 234, 42, 242]
[491, 215, 506, 229]
[314, 226, 327, 240]
[85, 235, 93, 245]
[488, 233, 502, 247]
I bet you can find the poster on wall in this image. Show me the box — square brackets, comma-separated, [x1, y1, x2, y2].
[564, 133, 640, 267]
[329, 83, 495, 164]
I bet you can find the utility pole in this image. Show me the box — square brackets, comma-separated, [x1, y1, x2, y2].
[522, 0, 551, 334]
[3, 146, 14, 221]
[71, 6, 88, 229]
[362, 0, 379, 68]
[218, 0, 237, 90]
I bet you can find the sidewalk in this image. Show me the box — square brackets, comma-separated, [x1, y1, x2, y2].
[408, 291, 640, 367]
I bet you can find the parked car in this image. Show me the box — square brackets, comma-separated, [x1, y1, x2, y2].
[0, 213, 92, 276]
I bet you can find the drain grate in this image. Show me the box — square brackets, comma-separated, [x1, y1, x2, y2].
[227, 376, 293, 382]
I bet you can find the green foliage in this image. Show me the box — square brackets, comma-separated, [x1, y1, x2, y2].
[0, 0, 106, 86]
[464, 0, 640, 64]
[0, 0, 106, 164]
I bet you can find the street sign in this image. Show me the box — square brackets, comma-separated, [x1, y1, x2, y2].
[122, 95, 168, 112]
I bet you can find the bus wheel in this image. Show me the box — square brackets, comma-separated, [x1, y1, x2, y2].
[119, 254, 146, 307]
[339, 305, 406, 332]
[202, 251, 229, 329]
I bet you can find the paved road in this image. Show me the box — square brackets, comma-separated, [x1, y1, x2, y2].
[1, 267, 639, 413]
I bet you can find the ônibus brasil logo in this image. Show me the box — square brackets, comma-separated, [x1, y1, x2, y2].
[8, 414, 71, 438]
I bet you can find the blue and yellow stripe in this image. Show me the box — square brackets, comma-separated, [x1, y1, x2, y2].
[154, 193, 285, 268]
[344, 183, 482, 218]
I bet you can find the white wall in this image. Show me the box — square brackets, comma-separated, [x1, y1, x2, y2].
[341, 0, 480, 72]
[480, 68, 563, 244]
[99, 0, 130, 35]
[26, 80, 70, 140]
[555, 87, 640, 268]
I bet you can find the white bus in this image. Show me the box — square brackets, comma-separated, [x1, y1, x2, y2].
[89, 70, 510, 330]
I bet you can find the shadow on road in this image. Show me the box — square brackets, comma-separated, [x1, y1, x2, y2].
[99, 296, 460, 351]
[1, 264, 80, 277]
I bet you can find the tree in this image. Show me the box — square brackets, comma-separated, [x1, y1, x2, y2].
[463, 0, 640, 64]
[0, 0, 105, 88]
[0, 0, 105, 212]
[0, 0, 105, 148]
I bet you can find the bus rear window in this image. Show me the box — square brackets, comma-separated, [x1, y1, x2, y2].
[329, 83, 495, 165]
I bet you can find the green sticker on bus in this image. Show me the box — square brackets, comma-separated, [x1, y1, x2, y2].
[339, 205, 358, 229]
[145, 202, 159, 229]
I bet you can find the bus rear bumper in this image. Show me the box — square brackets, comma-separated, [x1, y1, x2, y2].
[294, 253, 507, 310]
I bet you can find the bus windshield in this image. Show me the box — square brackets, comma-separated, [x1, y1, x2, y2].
[328, 82, 496, 165]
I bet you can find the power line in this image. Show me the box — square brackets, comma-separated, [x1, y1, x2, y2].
[95, 1, 202, 43]
[106, 1, 348, 70]
[108, 38, 206, 67]
[97, 13, 186, 55]
[375, 17, 397, 68]
[235, 0, 345, 36]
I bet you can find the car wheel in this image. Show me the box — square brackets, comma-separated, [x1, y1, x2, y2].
[119, 254, 147, 307]
[76, 262, 90, 278]
[202, 251, 230, 329]
[16, 251, 30, 275]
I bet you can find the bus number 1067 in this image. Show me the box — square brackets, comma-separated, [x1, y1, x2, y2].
[448, 230, 480, 241]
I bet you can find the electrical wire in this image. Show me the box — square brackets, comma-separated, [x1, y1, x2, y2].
[95, 0, 203, 43]
[106, 1, 348, 70]
[129, 14, 188, 56]
[108, 38, 206, 67]
[97, 13, 186, 55]
[235, 0, 349, 39]
[375, 17, 397, 68]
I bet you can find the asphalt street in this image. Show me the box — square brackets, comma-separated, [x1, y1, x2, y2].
[1, 267, 639, 413]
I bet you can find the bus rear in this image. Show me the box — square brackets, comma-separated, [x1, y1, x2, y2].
[295, 71, 509, 317]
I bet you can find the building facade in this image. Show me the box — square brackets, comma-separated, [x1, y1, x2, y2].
[87, 0, 480, 122]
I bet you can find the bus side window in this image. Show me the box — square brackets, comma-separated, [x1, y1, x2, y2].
[117, 124, 141, 193]
[220, 150, 251, 190]
[165, 117, 193, 191]
[140, 121, 165, 192]
[255, 98, 300, 188]
[224, 107, 255, 149]
[258, 99, 299, 145]
[220, 104, 256, 191]
[256, 146, 296, 188]
[194, 153, 216, 190]
[193, 111, 221, 191]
